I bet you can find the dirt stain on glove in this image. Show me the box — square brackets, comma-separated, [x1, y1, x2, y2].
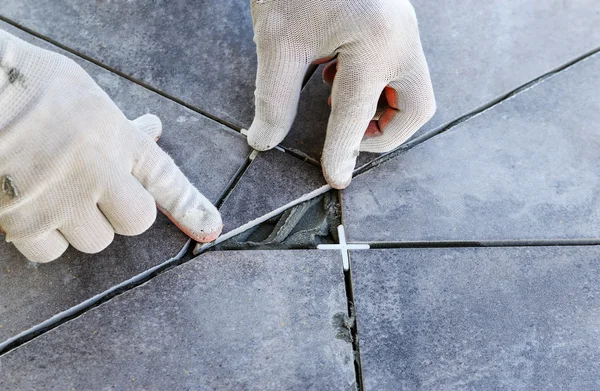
[1, 176, 19, 198]
[1, 65, 26, 87]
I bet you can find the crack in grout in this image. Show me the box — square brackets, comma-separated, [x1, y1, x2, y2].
[0, 15, 244, 134]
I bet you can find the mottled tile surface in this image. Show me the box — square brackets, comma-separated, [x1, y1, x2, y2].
[352, 247, 600, 391]
[0, 250, 356, 390]
[278, 0, 600, 162]
[1, 0, 257, 127]
[343, 53, 600, 243]
[0, 22, 250, 344]
[219, 149, 326, 235]
[413, 0, 600, 136]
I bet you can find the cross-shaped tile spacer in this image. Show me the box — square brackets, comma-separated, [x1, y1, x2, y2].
[318, 225, 369, 271]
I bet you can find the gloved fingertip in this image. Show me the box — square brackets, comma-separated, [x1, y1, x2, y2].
[132, 114, 163, 142]
[322, 165, 353, 190]
[246, 123, 280, 151]
[158, 203, 223, 244]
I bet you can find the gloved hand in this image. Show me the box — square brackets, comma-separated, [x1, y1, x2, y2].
[247, 0, 436, 188]
[0, 30, 222, 263]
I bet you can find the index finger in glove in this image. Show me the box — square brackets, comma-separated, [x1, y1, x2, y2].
[131, 129, 222, 243]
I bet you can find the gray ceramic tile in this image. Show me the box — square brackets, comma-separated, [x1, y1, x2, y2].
[279, 0, 600, 161]
[342, 52, 600, 243]
[0, 250, 356, 390]
[1, 1, 256, 128]
[0, 23, 250, 343]
[351, 247, 600, 390]
[219, 149, 326, 235]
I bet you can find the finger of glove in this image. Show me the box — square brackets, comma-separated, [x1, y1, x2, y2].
[132, 134, 222, 242]
[131, 114, 162, 142]
[60, 209, 115, 254]
[247, 51, 309, 151]
[321, 56, 387, 189]
[98, 175, 158, 236]
[12, 230, 69, 263]
[359, 56, 436, 153]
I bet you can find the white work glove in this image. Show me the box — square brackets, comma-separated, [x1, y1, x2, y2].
[0, 30, 222, 263]
[247, 0, 436, 188]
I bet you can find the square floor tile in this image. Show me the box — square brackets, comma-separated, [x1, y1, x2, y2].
[1, 250, 356, 390]
[352, 247, 600, 390]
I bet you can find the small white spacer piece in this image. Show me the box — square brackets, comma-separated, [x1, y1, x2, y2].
[318, 225, 369, 271]
[249, 150, 260, 161]
[240, 128, 249, 136]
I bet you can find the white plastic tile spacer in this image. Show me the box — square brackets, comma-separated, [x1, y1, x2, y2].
[240, 128, 249, 136]
[249, 150, 260, 161]
[318, 225, 369, 271]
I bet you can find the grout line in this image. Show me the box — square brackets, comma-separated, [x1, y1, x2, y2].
[214, 153, 254, 209]
[0, 15, 244, 134]
[275, 145, 321, 167]
[0, 239, 192, 357]
[344, 252, 365, 391]
[350, 238, 600, 249]
[193, 184, 332, 254]
[353, 45, 600, 178]
[333, 190, 365, 390]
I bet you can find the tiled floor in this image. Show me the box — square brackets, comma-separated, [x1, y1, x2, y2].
[1, 1, 600, 390]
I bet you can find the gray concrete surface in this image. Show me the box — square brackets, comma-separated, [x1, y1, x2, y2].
[1, 0, 257, 127]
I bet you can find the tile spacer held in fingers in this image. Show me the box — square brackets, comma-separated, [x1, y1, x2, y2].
[318, 225, 369, 271]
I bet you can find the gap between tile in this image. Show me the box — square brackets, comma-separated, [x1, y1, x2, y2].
[214, 154, 254, 209]
[353, 239, 600, 249]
